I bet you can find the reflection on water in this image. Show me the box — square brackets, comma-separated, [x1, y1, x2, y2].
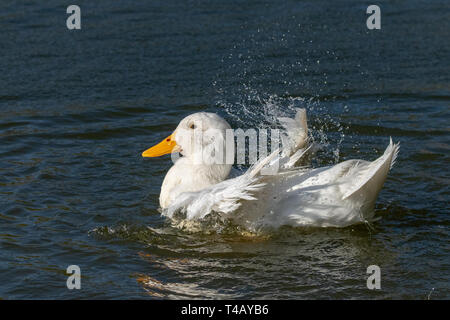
[89, 215, 412, 299]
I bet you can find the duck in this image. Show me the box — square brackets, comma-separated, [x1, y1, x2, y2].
[142, 109, 399, 229]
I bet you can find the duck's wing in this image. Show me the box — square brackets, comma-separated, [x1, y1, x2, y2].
[278, 108, 315, 169]
[267, 138, 400, 227]
[163, 174, 264, 220]
[163, 150, 279, 220]
[278, 108, 308, 153]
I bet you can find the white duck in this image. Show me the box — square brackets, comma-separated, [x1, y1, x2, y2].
[142, 109, 399, 229]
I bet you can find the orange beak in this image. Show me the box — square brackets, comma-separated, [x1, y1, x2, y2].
[142, 133, 180, 157]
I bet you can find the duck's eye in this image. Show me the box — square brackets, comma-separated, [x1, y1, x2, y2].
[189, 123, 196, 129]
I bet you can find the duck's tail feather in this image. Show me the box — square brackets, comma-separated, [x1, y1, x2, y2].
[389, 137, 400, 170]
[342, 138, 400, 202]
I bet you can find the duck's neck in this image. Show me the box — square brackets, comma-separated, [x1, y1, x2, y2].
[159, 156, 232, 208]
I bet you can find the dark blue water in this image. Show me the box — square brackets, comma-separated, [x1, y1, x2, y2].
[0, 0, 448, 299]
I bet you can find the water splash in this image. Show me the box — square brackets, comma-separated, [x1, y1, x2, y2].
[216, 90, 347, 166]
[212, 28, 348, 166]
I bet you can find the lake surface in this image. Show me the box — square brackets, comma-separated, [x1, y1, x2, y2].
[0, 0, 448, 299]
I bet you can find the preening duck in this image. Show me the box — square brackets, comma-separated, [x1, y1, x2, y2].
[142, 109, 399, 229]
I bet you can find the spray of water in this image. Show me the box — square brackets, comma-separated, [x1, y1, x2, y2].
[212, 26, 348, 167]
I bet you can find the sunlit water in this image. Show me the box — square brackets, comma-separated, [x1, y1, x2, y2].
[0, 0, 448, 299]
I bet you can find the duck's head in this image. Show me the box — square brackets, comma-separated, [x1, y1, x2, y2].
[142, 112, 233, 165]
